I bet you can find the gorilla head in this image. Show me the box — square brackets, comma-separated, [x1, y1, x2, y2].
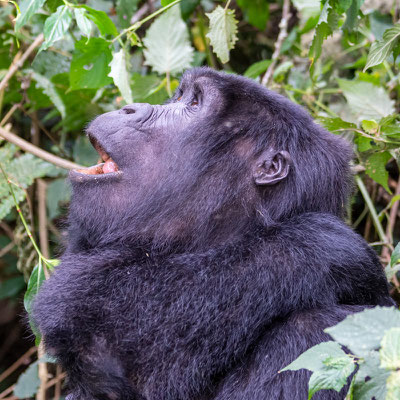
[69, 67, 351, 252]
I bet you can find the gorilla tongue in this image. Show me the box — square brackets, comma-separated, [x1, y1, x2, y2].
[102, 158, 118, 173]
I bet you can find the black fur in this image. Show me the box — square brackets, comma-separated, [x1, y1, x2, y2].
[33, 68, 393, 400]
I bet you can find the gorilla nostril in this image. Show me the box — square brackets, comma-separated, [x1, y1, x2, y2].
[121, 106, 136, 114]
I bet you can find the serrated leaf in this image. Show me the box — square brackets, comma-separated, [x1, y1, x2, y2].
[70, 37, 112, 91]
[15, 0, 46, 31]
[308, 357, 355, 399]
[364, 24, 400, 71]
[143, 5, 193, 75]
[353, 351, 389, 400]
[386, 371, 400, 400]
[40, 5, 72, 52]
[365, 151, 392, 193]
[116, 0, 139, 28]
[343, 0, 364, 32]
[380, 327, 400, 370]
[74, 8, 92, 37]
[337, 79, 395, 122]
[325, 307, 400, 356]
[108, 49, 133, 104]
[281, 341, 347, 372]
[27, 70, 66, 118]
[13, 361, 40, 398]
[244, 60, 272, 79]
[236, 0, 269, 31]
[206, 6, 238, 64]
[309, 1, 340, 67]
[75, 5, 118, 37]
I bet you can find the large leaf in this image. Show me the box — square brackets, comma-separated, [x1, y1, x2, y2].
[206, 6, 238, 64]
[365, 24, 400, 71]
[143, 5, 193, 75]
[337, 79, 395, 122]
[15, 0, 46, 31]
[39, 5, 72, 52]
[325, 307, 400, 356]
[108, 49, 133, 104]
[244, 60, 272, 79]
[27, 70, 66, 118]
[380, 327, 400, 370]
[74, 8, 92, 37]
[364, 151, 392, 193]
[70, 37, 113, 91]
[387, 371, 400, 400]
[236, 0, 269, 31]
[13, 361, 40, 398]
[353, 351, 389, 400]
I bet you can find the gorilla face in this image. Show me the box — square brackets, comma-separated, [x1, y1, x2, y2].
[67, 68, 351, 252]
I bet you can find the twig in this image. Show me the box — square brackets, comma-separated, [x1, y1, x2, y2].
[54, 365, 63, 400]
[37, 179, 50, 273]
[0, 385, 15, 400]
[0, 34, 44, 93]
[0, 103, 20, 126]
[0, 347, 36, 384]
[261, 0, 291, 87]
[45, 371, 66, 390]
[36, 343, 47, 400]
[130, 0, 154, 24]
[0, 127, 83, 170]
[0, 240, 15, 258]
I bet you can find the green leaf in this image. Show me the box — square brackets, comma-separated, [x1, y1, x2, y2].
[387, 371, 400, 400]
[70, 37, 113, 91]
[353, 351, 389, 400]
[39, 5, 72, 52]
[365, 151, 392, 193]
[309, 1, 340, 67]
[74, 8, 92, 37]
[0, 276, 25, 300]
[13, 361, 40, 398]
[325, 307, 400, 356]
[318, 117, 357, 132]
[364, 24, 400, 71]
[161, 0, 175, 5]
[236, 0, 269, 31]
[24, 260, 46, 340]
[391, 242, 400, 266]
[337, 79, 395, 122]
[27, 70, 66, 118]
[75, 5, 118, 37]
[362, 119, 379, 134]
[380, 327, 400, 370]
[206, 6, 238, 64]
[108, 49, 133, 104]
[143, 5, 194, 75]
[15, 0, 46, 31]
[116, 0, 139, 28]
[281, 341, 347, 373]
[343, 0, 364, 32]
[244, 60, 272, 79]
[308, 356, 355, 399]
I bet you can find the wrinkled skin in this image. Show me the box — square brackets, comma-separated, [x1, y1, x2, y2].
[34, 68, 394, 400]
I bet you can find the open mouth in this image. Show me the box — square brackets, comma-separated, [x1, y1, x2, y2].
[71, 136, 121, 179]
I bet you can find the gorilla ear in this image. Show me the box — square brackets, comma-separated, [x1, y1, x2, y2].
[253, 150, 291, 186]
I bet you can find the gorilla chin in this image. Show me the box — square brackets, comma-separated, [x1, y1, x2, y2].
[33, 67, 394, 400]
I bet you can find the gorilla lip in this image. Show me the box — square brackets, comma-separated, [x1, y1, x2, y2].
[70, 136, 121, 180]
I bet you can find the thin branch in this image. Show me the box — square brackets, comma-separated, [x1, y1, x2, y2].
[0, 127, 83, 170]
[36, 343, 47, 400]
[0, 347, 36, 383]
[0, 34, 44, 93]
[130, 0, 154, 25]
[261, 0, 291, 87]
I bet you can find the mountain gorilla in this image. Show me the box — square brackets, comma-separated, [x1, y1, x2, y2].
[34, 68, 393, 400]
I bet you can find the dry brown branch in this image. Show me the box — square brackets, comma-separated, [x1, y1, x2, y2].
[45, 371, 66, 390]
[54, 365, 63, 400]
[0, 385, 15, 400]
[0, 240, 15, 258]
[36, 343, 48, 400]
[261, 0, 291, 87]
[0, 127, 83, 170]
[0, 34, 44, 93]
[0, 347, 36, 384]
[0, 104, 20, 127]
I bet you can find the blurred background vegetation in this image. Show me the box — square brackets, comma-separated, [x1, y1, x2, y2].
[0, 0, 399, 398]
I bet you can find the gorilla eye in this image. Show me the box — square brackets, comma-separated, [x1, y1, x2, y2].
[191, 100, 198, 106]
[177, 96, 182, 101]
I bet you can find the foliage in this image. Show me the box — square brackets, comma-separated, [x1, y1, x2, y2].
[282, 306, 400, 399]
[0, 0, 400, 398]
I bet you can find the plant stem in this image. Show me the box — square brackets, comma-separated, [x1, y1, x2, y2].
[355, 174, 388, 245]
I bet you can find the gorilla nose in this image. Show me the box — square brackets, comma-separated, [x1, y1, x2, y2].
[120, 103, 152, 122]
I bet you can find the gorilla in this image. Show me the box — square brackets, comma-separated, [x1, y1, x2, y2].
[33, 68, 393, 400]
